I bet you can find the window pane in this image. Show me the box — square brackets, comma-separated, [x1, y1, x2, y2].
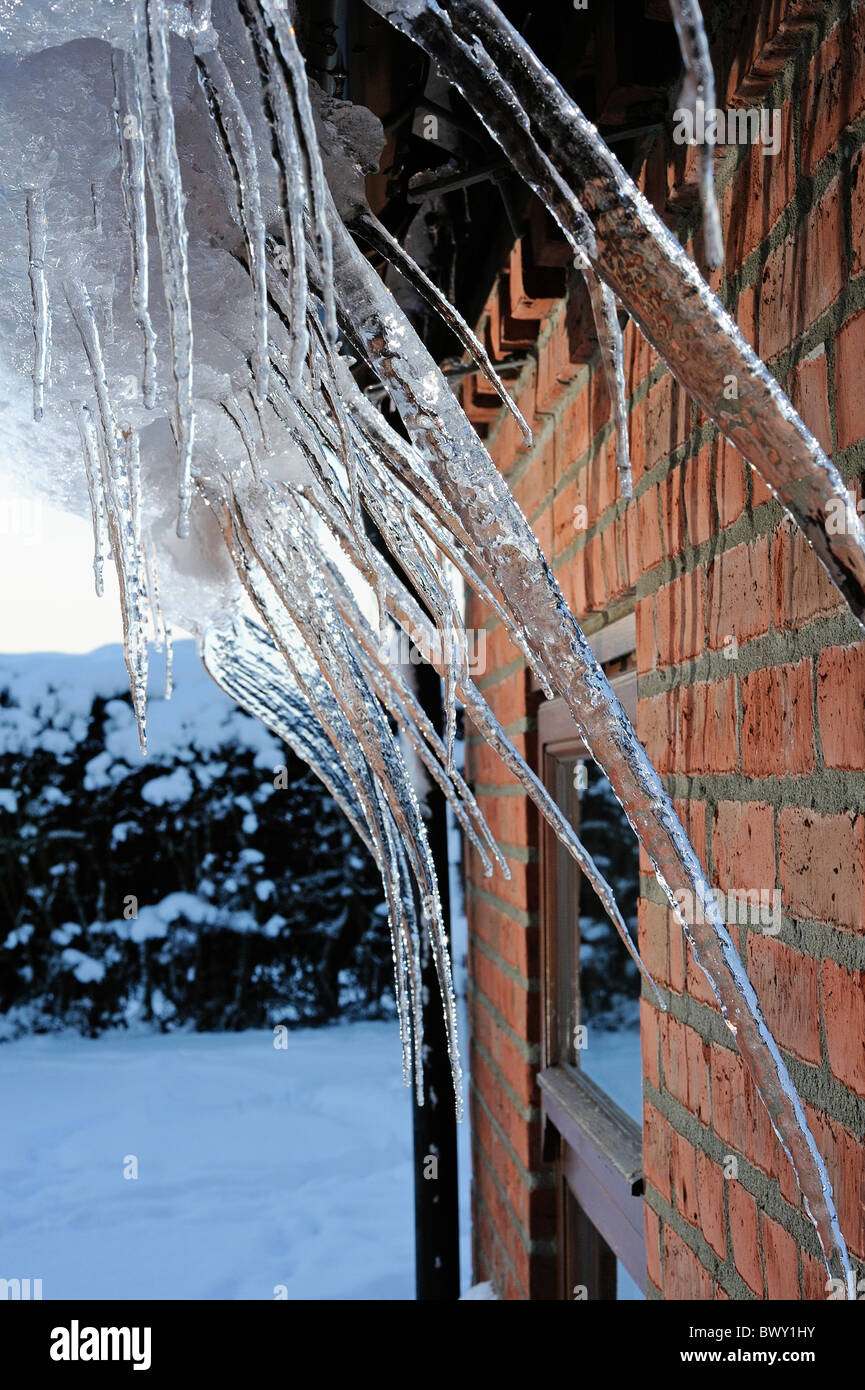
[617, 1259, 645, 1300]
[574, 761, 642, 1122]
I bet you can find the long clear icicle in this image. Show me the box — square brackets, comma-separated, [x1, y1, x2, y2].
[204, 616, 378, 855]
[131, 0, 195, 536]
[294, 438, 654, 997]
[326, 183, 855, 1292]
[406, 0, 865, 625]
[25, 189, 50, 422]
[580, 261, 632, 499]
[259, 0, 337, 344]
[192, 9, 270, 402]
[111, 50, 158, 410]
[212, 479, 461, 1110]
[74, 401, 107, 597]
[241, 0, 310, 378]
[351, 208, 532, 446]
[669, 0, 724, 269]
[64, 278, 150, 752]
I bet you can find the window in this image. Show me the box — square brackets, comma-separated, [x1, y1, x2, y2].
[537, 614, 646, 1300]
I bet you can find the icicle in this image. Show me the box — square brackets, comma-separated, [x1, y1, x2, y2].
[669, 0, 724, 269]
[25, 190, 50, 423]
[211, 480, 461, 1110]
[323, 343, 560, 696]
[74, 401, 107, 598]
[203, 616, 378, 855]
[119, 421, 151, 748]
[241, 1, 309, 379]
[351, 208, 532, 447]
[193, 23, 270, 403]
[326, 190, 854, 1293]
[163, 625, 174, 700]
[131, 0, 195, 536]
[111, 49, 158, 410]
[580, 260, 632, 499]
[320, 480, 658, 998]
[398, 0, 865, 627]
[64, 278, 149, 752]
[143, 530, 173, 699]
[90, 181, 103, 236]
[220, 395, 261, 478]
[259, 0, 337, 344]
[205, 612, 419, 1093]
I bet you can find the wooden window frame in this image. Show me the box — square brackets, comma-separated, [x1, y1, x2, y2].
[536, 617, 645, 1293]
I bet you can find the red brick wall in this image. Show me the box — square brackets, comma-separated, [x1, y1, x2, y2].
[463, 0, 865, 1300]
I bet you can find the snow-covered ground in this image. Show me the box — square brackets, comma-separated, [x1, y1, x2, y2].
[0, 1010, 646, 1301]
[0, 1021, 454, 1300]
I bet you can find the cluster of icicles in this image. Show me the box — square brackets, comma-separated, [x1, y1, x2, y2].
[29, 0, 865, 1294]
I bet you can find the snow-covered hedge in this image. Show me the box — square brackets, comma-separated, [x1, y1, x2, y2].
[0, 643, 392, 1038]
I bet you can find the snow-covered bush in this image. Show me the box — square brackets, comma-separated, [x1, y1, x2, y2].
[0, 644, 391, 1039]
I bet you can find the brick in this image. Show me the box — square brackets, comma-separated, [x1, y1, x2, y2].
[729, 1183, 763, 1295]
[686, 935, 721, 1010]
[712, 801, 775, 894]
[750, 461, 774, 509]
[637, 486, 663, 572]
[638, 688, 679, 775]
[727, 102, 795, 262]
[778, 808, 865, 932]
[644, 1205, 662, 1291]
[661, 466, 687, 560]
[672, 1132, 699, 1227]
[663, 1225, 712, 1300]
[639, 898, 671, 991]
[707, 538, 771, 649]
[513, 446, 553, 521]
[640, 1000, 661, 1095]
[760, 178, 845, 359]
[696, 1153, 726, 1259]
[746, 935, 821, 1064]
[789, 347, 832, 453]
[772, 519, 844, 630]
[636, 596, 656, 674]
[644, 1102, 672, 1203]
[817, 643, 865, 769]
[654, 570, 705, 666]
[762, 1215, 800, 1300]
[716, 436, 746, 528]
[679, 678, 739, 775]
[804, 1106, 865, 1261]
[835, 310, 865, 451]
[623, 503, 640, 590]
[740, 659, 816, 777]
[642, 375, 690, 475]
[727, 0, 824, 106]
[711, 1044, 779, 1177]
[469, 900, 538, 983]
[853, 147, 865, 279]
[802, 1249, 831, 1302]
[675, 796, 709, 873]
[801, 8, 865, 176]
[821, 959, 865, 1100]
[683, 442, 713, 547]
[736, 282, 758, 349]
[661, 1016, 711, 1121]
